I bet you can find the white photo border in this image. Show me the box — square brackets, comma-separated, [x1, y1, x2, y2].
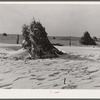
[0, 1, 100, 99]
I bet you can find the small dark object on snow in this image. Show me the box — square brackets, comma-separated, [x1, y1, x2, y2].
[53, 37, 56, 39]
[52, 43, 63, 46]
[64, 78, 66, 84]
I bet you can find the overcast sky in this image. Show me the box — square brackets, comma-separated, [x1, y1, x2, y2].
[0, 4, 100, 37]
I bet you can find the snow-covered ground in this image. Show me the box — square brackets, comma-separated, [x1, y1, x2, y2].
[0, 43, 100, 89]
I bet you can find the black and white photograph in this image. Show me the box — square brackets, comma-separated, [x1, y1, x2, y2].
[0, 2, 100, 91]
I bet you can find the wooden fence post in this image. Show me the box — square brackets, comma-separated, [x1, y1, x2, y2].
[16, 34, 19, 44]
[69, 36, 71, 46]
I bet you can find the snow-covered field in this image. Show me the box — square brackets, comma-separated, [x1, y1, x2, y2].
[0, 43, 100, 89]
